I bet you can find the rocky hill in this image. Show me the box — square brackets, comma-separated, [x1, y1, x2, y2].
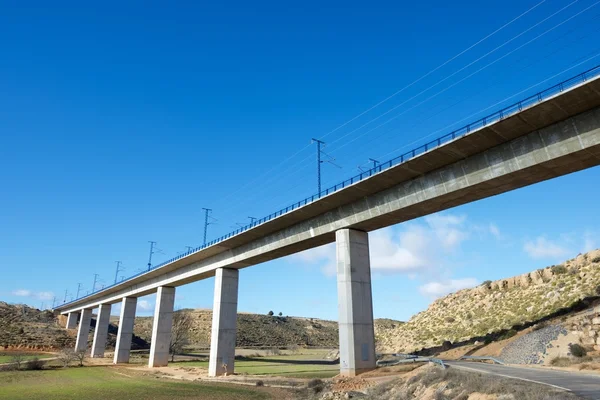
[377, 249, 600, 353]
[0, 302, 74, 350]
[133, 311, 342, 348]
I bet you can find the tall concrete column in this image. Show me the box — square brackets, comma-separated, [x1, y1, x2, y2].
[336, 229, 376, 376]
[148, 286, 175, 367]
[91, 304, 111, 358]
[66, 311, 80, 329]
[75, 308, 93, 352]
[208, 268, 239, 377]
[114, 297, 137, 364]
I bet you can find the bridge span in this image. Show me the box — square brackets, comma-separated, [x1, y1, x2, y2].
[55, 68, 600, 377]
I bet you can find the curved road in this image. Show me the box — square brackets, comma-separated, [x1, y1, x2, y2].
[447, 361, 600, 399]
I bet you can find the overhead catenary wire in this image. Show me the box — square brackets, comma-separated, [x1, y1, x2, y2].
[323, 0, 582, 155]
[338, 16, 600, 165]
[212, 0, 548, 215]
[214, 2, 592, 219]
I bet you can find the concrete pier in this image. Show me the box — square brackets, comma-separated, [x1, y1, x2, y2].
[208, 268, 239, 377]
[149, 287, 175, 367]
[66, 311, 80, 329]
[114, 297, 137, 364]
[90, 304, 111, 358]
[75, 308, 93, 352]
[336, 229, 376, 376]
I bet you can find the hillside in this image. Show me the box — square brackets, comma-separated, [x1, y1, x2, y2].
[0, 302, 73, 350]
[377, 249, 600, 353]
[133, 311, 343, 348]
[0, 302, 148, 351]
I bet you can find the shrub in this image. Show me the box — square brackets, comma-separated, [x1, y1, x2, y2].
[481, 281, 492, 287]
[307, 379, 325, 394]
[255, 380, 264, 387]
[570, 343, 587, 358]
[57, 348, 76, 368]
[592, 256, 600, 264]
[24, 357, 44, 371]
[551, 265, 568, 275]
[445, 317, 455, 323]
[499, 329, 517, 340]
[10, 353, 24, 370]
[267, 311, 274, 316]
[266, 347, 281, 356]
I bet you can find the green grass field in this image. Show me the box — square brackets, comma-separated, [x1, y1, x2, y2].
[0, 367, 272, 400]
[179, 355, 339, 379]
[0, 353, 54, 364]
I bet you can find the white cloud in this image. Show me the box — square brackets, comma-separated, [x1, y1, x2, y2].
[419, 278, 479, 298]
[36, 291, 54, 301]
[137, 300, 154, 312]
[524, 237, 569, 259]
[489, 223, 501, 239]
[290, 212, 470, 276]
[11, 289, 54, 301]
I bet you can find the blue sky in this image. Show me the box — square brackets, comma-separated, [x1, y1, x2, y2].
[1, 0, 599, 321]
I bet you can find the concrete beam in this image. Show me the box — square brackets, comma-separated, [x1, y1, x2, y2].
[91, 304, 111, 358]
[56, 101, 600, 315]
[114, 297, 137, 364]
[208, 268, 239, 377]
[149, 286, 175, 367]
[66, 311, 79, 329]
[75, 308, 92, 352]
[336, 229, 376, 376]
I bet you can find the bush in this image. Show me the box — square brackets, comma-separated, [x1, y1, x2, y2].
[10, 353, 24, 370]
[255, 380, 264, 387]
[266, 347, 281, 356]
[551, 265, 568, 274]
[570, 343, 587, 358]
[592, 256, 600, 264]
[57, 348, 76, 368]
[499, 329, 517, 340]
[307, 379, 324, 394]
[23, 357, 44, 371]
[481, 280, 492, 287]
[267, 311, 274, 316]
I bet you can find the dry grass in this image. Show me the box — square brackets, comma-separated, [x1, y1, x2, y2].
[364, 367, 579, 400]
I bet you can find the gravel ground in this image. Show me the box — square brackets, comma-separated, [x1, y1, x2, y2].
[500, 325, 567, 364]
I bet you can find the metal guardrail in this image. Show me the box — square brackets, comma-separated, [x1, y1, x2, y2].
[377, 355, 447, 369]
[58, 64, 600, 309]
[460, 356, 505, 365]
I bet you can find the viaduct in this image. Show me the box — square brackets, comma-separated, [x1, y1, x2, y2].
[54, 67, 600, 377]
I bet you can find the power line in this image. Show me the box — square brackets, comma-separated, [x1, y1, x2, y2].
[334, 12, 600, 168]
[76, 283, 82, 299]
[210, 1, 547, 217]
[315, 0, 548, 143]
[324, 0, 581, 156]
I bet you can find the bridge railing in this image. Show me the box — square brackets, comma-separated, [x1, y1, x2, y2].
[58, 64, 600, 309]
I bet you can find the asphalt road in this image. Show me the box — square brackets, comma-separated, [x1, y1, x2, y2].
[446, 361, 600, 399]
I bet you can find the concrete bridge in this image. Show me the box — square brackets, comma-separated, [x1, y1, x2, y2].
[54, 68, 600, 377]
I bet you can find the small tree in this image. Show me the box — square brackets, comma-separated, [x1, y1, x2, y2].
[11, 353, 24, 370]
[570, 343, 587, 358]
[268, 311, 274, 316]
[278, 312, 282, 317]
[170, 311, 193, 362]
[57, 348, 76, 368]
[75, 350, 86, 367]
